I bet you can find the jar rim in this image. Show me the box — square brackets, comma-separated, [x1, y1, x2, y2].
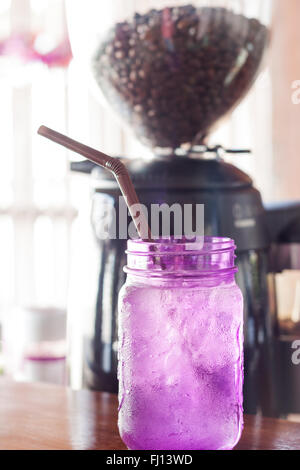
[127, 236, 235, 255]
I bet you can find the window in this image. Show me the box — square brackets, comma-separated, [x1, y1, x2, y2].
[0, 0, 278, 332]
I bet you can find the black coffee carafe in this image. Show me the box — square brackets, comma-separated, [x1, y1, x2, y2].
[70, 152, 300, 417]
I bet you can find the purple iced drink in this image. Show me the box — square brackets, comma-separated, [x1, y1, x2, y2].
[118, 237, 243, 450]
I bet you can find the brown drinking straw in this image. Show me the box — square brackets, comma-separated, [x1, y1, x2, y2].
[38, 126, 152, 241]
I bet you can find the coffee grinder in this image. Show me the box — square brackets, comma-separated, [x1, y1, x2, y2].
[67, 1, 300, 417]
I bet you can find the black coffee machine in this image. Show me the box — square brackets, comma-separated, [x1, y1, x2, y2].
[71, 151, 300, 418]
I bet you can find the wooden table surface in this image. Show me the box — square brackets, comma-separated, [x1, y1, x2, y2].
[0, 379, 299, 450]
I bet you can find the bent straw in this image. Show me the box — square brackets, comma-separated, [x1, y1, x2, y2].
[38, 125, 152, 241]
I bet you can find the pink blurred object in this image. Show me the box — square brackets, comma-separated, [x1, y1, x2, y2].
[0, 32, 72, 67]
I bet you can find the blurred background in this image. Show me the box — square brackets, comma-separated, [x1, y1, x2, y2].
[0, 0, 300, 420]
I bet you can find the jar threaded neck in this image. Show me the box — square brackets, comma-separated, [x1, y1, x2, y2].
[125, 237, 237, 278]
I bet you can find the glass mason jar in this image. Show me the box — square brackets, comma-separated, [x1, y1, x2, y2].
[118, 237, 244, 450]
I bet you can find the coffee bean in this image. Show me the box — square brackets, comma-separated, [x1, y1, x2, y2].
[114, 50, 124, 60]
[93, 5, 269, 149]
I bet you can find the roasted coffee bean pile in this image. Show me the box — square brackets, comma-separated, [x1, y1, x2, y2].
[93, 5, 268, 149]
